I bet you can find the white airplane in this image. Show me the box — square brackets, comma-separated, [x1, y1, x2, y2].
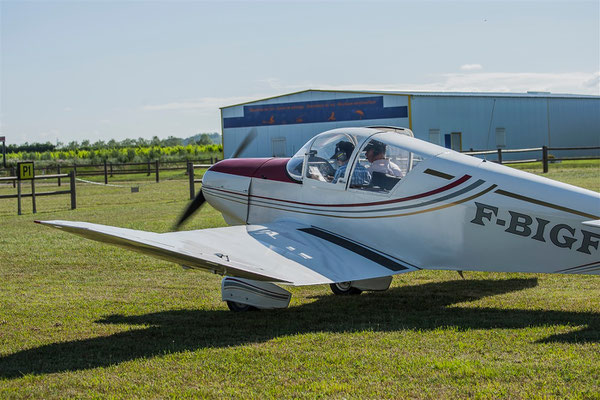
[37, 126, 600, 311]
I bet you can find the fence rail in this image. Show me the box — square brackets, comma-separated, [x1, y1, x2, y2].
[464, 145, 599, 172]
[0, 171, 77, 215]
[0, 158, 219, 184]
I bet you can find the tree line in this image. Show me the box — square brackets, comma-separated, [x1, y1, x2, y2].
[5, 133, 221, 153]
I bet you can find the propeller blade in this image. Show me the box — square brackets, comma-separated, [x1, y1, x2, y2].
[230, 128, 257, 158]
[174, 189, 206, 229]
[174, 128, 257, 230]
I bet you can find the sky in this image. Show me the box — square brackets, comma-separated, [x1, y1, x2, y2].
[1, 0, 599, 146]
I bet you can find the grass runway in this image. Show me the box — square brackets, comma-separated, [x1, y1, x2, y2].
[0, 163, 599, 399]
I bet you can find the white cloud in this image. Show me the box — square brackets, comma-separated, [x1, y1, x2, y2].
[141, 96, 258, 113]
[437, 71, 600, 94]
[304, 71, 600, 95]
[63, 107, 73, 112]
[460, 64, 483, 71]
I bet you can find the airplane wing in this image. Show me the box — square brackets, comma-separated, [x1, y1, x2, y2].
[36, 220, 418, 286]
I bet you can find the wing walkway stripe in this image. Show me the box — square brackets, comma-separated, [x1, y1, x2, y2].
[298, 227, 411, 272]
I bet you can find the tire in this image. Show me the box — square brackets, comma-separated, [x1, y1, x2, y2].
[226, 301, 258, 312]
[330, 282, 362, 296]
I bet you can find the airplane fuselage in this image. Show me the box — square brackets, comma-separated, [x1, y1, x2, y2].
[202, 138, 600, 276]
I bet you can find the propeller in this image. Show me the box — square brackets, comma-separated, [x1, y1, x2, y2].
[230, 127, 257, 158]
[174, 128, 257, 230]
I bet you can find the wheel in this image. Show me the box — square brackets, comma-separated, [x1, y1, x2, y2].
[330, 282, 362, 296]
[226, 300, 258, 312]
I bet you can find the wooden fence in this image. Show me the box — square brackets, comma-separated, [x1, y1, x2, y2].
[464, 145, 600, 172]
[187, 162, 213, 199]
[0, 171, 76, 215]
[0, 157, 218, 185]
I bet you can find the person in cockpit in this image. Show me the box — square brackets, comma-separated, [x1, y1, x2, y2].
[331, 141, 371, 186]
[364, 140, 404, 178]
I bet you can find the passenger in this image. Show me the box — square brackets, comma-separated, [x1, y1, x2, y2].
[364, 140, 404, 177]
[330, 141, 371, 186]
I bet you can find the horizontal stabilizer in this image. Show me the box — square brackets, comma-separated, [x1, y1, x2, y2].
[582, 219, 600, 228]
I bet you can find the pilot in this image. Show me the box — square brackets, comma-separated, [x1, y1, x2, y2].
[364, 140, 404, 177]
[331, 141, 371, 186]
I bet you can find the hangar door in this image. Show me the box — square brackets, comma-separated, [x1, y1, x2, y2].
[272, 137, 287, 157]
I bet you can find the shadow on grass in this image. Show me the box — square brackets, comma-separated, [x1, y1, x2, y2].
[1, 277, 598, 378]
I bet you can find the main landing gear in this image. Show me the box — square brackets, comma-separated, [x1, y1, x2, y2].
[221, 276, 394, 311]
[329, 282, 363, 295]
[226, 301, 258, 312]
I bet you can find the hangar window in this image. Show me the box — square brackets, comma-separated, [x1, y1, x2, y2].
[495, 127, 506, 148]
[272, 137, 287, 157]
[451, 132, 462, 151]
[429, 129, 441, 145]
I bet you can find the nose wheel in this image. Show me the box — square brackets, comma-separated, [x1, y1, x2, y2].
[330, 282, 362, 296]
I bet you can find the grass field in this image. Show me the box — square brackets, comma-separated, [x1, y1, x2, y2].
[0, 162, 599, 399]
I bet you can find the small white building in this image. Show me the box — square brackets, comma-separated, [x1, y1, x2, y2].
[220, 90, 600, 160]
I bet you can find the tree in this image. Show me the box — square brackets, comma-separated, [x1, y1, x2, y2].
[163, 136, 183, 147]
[196, 133, 213, 146]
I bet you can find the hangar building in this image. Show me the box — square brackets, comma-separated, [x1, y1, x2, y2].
[220, 90, 600, 160]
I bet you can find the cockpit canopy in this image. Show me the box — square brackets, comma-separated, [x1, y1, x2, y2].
[286, 126, 444, 192]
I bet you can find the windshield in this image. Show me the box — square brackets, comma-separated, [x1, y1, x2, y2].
[286, 142, 310, 181]
[305, 132, 359, 184]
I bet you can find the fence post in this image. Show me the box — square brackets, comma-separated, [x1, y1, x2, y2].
[70, 171, 77, 209]
[110, 162, 113, 177]
[155, 160, 159, 183]
[11, 166, 16, 188]
[147, 161, 151, 176]
[104, 160, 108, 184]
[188, 162, 195, 200]
[542, 146, 549, 173]
[17, 179, 22, 215]
[210, 156, 213, 164]
[497, 148, 503, 164]
[57, 165, 61, 187]
[31, 178, 36, 214]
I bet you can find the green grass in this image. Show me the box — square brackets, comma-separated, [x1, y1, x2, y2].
[510, 159, 600, 192]
[0, 164, 599, 399]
